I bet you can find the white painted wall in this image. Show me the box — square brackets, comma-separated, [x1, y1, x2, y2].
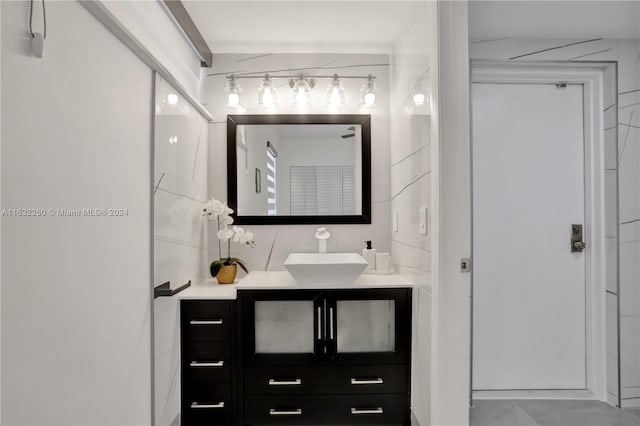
[431, 1, 472, 425]
[1, 1, 152, 424]
[236, 125, 279, 216]
[99, 0, 203, 99]
[204, 53, 391, 275]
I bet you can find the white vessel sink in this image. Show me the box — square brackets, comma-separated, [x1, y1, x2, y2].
[284, 253, 368, 285]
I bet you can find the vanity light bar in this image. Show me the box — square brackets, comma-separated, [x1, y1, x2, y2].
[224, 73, 377, 111]
[226, 74, 377, 80]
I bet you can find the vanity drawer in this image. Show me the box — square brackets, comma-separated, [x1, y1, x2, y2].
[185, 341, 230, 361]
[245, 364, 407, 395]
[182, 300, 231, 341]
[244, 394, 409, 425]
[183, 383, 232, 426]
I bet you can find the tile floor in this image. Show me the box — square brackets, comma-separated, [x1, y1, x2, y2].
[470, 400, 640, 426]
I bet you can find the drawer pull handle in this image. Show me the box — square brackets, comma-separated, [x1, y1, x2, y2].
[269, 409, 302, 416]
[268, 379, 302, 386]
[351, 377, 384, 385]
[351, 407, 383, 415]
[190, 361, 224, 368]
[191, 402, 224, 409]
[190, 319, 223, 325]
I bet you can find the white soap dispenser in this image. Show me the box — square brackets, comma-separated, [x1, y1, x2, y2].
[362, 240, 376, 270]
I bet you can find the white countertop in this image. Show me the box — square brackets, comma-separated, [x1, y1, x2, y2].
[179, 271, 413, 300]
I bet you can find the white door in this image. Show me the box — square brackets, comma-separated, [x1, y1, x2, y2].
[472, 82, 587, 390]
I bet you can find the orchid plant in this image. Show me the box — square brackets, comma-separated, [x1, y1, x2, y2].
[202, 198, 255, 277]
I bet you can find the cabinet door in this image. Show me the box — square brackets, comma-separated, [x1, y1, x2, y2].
[327, 289, 411, 364]
[239, 290, 326, 365]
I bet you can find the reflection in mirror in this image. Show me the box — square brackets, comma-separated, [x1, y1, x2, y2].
[228, 115, 371, 225]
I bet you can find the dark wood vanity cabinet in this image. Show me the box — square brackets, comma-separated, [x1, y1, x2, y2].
[181, 300, 237, 426]
[181, 288, 412, 426]
[238, 288, 412, 426]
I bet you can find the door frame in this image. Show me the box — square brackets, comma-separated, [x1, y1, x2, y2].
[470, 61, 607, 401]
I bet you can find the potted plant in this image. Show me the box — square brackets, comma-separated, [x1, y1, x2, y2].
[203, 198, 254, 284]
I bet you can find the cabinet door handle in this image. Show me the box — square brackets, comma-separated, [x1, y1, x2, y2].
[351, 407, 383, 415]
[191, 402, 224, 409]
[190, 361, 224, 367]
[317, 306, 322, 340]
[268, 379, 302, 386]
[351, 378, 384, 385]
[190, 319, 223, 325]
[269, 408, 302, 415]
[329, 306, 334, 340]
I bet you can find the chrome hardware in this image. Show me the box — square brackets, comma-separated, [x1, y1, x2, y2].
[571, 224, 586, 253]
[329, 307, 334, 340]
[190, 361, 224, 367]
[190, 319, 223, 325]
[268, 379, 302, 386]
[351, 378, 383, 385]
[317, 306, 322, 339]
[269, 408, 302, 415]
[191, 402, 224, 409]
[351, 407, 383, 415]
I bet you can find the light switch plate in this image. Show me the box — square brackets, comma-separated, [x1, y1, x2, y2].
[393, 210, 399, 232]
[419, 206, 428, 235]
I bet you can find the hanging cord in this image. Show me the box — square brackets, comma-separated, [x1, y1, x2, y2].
[29, 0, 47, 39]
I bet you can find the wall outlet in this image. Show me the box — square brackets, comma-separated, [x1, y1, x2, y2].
[419, 206, 428, 235]
[393, 210, 399, 232]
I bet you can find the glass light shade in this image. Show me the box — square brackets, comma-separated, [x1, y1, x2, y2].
[258, 75, 278, 109]
[167, 93, 179, 105]
[413, 92, 426, 106]
[225, 77, 243, 109]
[293, 79, 311, 109]
[327, 77, 345, 108]
[360, 76, 376, 108]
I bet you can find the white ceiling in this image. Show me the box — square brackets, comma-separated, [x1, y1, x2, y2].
[469, 1, 640, 39]
[182, 1, 424, 54]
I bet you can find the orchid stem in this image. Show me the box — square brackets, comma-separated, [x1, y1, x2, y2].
[217, 216, 222, 261]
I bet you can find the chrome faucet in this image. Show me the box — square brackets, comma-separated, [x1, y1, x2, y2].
[315, 227, 330, 253]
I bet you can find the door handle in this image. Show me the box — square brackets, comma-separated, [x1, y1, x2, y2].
[317, 306, 322, 340]
[190, 319, 223, 325]
[269, 408, 302, 415]
[329, 306, 334, 340]
[351, 407, 384, 415]
[191, 402, 224, 409]
[190, 361, 224, 367]
[269, 379, 302, 386]
[351, 378, 384, 385]
[571, 224, 585, 252]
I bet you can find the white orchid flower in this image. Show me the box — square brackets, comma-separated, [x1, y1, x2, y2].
[220, 214, 234, 226]
[232, 226, 245, 242]
[210, 199, 226, 216]
[217, 227, 234, 241]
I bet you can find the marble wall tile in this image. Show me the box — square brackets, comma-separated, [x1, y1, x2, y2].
[390, 18, 432, 287]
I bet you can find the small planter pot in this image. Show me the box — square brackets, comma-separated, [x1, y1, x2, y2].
[216, 264, 237, 285]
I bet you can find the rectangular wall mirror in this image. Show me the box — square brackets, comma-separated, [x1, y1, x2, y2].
[227, 114, 371, 225]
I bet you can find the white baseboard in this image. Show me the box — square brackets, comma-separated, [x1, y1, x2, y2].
[473, 389, 596, 400]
